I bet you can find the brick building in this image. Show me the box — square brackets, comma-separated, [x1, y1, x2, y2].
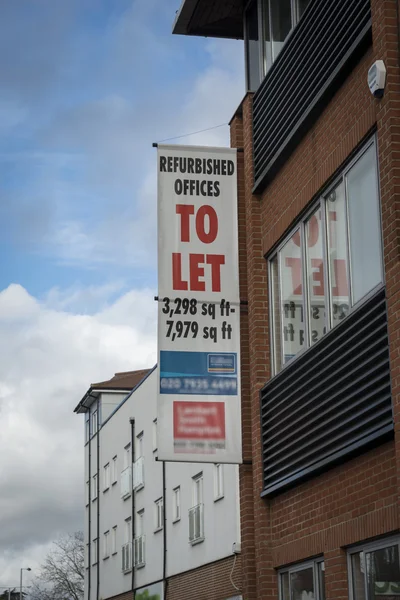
[173, 0, 400, 598]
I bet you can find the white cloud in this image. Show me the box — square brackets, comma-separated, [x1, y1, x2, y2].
[0, 283, 157, 588]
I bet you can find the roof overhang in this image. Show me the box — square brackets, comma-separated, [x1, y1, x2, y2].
[74, 387, 131, 414]
[172, 0, 244, 40]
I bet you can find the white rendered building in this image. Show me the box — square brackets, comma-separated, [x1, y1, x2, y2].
[74, 367, 242, 600]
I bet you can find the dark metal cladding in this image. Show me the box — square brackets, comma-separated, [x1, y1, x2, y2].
[252, 0, 372, 192]
[260, 288, 393, 496]
[173, 0, 244, 39]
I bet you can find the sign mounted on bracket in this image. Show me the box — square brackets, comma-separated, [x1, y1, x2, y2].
[156, 144, 242, 464]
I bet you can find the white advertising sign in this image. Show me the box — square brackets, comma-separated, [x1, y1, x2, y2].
[157, 144, 242, 463]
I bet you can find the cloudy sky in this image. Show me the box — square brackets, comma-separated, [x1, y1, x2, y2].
[0, 0, 244, 590]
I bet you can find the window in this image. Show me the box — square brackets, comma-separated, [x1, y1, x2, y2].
[111, 526, 117, 555]
[125, 517, 132, 544]
[137, 432, 144, 458]
[154, 498, 163, 532]
[85, 416, 90, 443]
[103, 463, 110, 491]
[136, 510, 144, 537]
[348, 537, 400, 600]
[269, 139, 383, 375]
[152, 419, 157, 452]
[172, 487, 181, 523]
[92, 538, 98, 565]
[192, 472, 203, 507]
[245, 1, 260, 91]
[111, 456, 118, 484]
[123, 444, 131, 470]
[92, 474, 98, 500]
[103, 531, 109, 559]
[85, 481, 89, 506]
[279, 558, 325, 600]
[214, 464, 224, 500]
[245, 0, 311, 90]
[92, 410, 98, 436]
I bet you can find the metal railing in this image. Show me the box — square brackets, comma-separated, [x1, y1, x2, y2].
[188, 503, 204, 544]
[133, 535, 145, 567]
[121, 542, 132, 572]
[120, 466, 132, 499]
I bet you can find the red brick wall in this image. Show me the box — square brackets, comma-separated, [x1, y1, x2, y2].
[232, 0, 400, 599]
[166, 555, 242, 600]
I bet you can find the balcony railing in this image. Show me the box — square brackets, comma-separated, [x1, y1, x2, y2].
[120, 466, 132, 499]
[188, 504, 204, 544]
[133, 456, 145, 491]
[121, 542, 132, 572]
[134, 535, 145, 568]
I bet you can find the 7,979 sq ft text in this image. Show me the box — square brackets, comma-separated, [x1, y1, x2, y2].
[165, 320, 233, 343]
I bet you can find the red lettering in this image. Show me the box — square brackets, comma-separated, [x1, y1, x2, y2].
[189, 254, 205, 291]
[292, 214, 319, 248]
[195, 205, 218, 244]
[176, 205, 194, 242]
[206, 254, 225, 292]
[332, 259, 349, 296]
[285, 257, 302, 295]
[172, 253, 188, 290]
[310, 258, 324, 296]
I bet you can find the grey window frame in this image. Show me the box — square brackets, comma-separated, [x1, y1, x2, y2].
[347, 536, 400, 600]
[269, 136, 384, 376]
[245, 0, 309, 91]
[278, 557, 325, 600]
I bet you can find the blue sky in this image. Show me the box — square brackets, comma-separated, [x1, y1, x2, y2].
[0, 0, 243, 305]
[0, 0, 244, 586]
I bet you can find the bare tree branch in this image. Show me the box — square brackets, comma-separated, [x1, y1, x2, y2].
[30, 532, 84, 600]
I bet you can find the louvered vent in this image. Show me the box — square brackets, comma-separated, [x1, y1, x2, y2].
[253, 0, 372, 191]
[261, 288, 393, 496]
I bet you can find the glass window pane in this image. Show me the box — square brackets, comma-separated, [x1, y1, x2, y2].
[280, 229, 305, 365]
[306, 207, 326, 346]
[318, 562, 326, 600]
[366, 545, 400, 600]
[246, 1, 260, 91]
[347, 144, 383, 305]
[326, 182, 350, 328]
[280, 572, 289, 600]
[263, 0, 272, 73]
[270, 0, 292, 61]
[270, 255, 282, 373]
[290, 567, 314, 600]
[351, 552, 366, 600]
[298, 0, 310, 19]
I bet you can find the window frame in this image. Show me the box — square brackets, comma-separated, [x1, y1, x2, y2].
[192, 472, 203, 507]
[269, 137, 384, 376]
[123, 443, 131, 470]
[172, 486, 181, 523]
[125, 517, 132, 544]
[245, 0, 310, 91]
[103, 531, 110, 560]
[137, 431, 144, 458]
[214, 464, 224, 501]
[92, 538, 98, 565]
[111, 525, 117, 555]
[111, 456, 118, 485]
[92, 473, 98, 501]
[154, 497, 164, 532]
[278, 557, 325, 600]
[152, 419, 157, 452]
[103, 463, 110, 492]
[92, 410, 98, 436]
[347, 536, 400, 600]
